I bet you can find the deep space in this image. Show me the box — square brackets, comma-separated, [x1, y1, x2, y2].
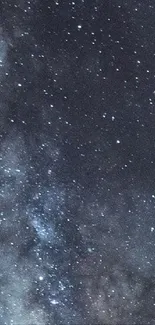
[1, 0, 155, 324]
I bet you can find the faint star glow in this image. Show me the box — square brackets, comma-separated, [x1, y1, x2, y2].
[39, 276, 44, 281]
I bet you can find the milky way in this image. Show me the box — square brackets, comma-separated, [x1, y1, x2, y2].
[1, 1, 155, 324]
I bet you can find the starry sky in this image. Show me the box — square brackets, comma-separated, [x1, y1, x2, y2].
[1, 0, 155, 324]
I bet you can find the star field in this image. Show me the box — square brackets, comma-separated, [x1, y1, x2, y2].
[1, 1, 155, 324]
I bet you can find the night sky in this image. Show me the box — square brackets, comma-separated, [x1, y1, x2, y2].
[1, 0, 155, 324]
